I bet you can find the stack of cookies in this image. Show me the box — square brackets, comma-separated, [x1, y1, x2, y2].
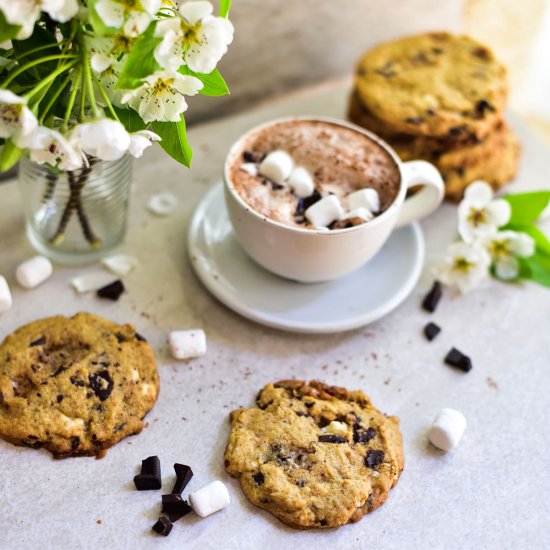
[348, 32, 520, 201]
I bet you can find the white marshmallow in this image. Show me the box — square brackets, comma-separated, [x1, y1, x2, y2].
[259, 150, 293, 184]
[240, 162, 258, 176]
[147, 192, 178, 216]
[305, 195, 344, 227]
[347, 188, 380, 214]
[189, 480, 230, 518]
[287, 166, 314, 198]
[16, 256, 53, 289]
[102, 254, 138, 276]
[428, 408, 467, 451]
[71, 272, 115, 294]
[0, 276, 13, 313]
[343, 207, 373, 222]
[169, 329, 207, 360]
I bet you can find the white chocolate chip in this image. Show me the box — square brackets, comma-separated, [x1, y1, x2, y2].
[0, 275, 13, 313]
[240, 162, 258, 176]
[305, 195, 344, 227]
[16, 256, 53, 289]
[141, 383, 156, 396]
[287, 166, 314, 198]
[147, 192, 178, 216]
[71, 272, 115, 294]
[131, 368, 140, 382]
[347, 188, 380, 213]
[343, 207, 373, 222]
[428, 408, 467, 451]
[169, 329, 207, 360]
[325, 421, 349, 435]
[189, 480, 230, 517]
[259, 150, 293, 184]
[102, 254, 139, 276]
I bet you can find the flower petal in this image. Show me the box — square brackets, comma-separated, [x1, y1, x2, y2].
[154, 29, 183, 71]
[464, 180, 493, 204]
[91, 53, 113, 73]
[487, 198, 511, 227]
[509, 232, 535, 258]
[95, 0, 124, 28]
[495, 255, 519, 280]
[179, 0, 213, 24]
[43, 0, 79, 22]
[128, 130, 160, 157]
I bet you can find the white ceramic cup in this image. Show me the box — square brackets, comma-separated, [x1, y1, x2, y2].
[223, 116, 444, 282]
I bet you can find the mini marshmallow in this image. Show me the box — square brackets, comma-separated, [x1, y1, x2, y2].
[347, 188, 380, 214]
[16, 256, 53, 289]
[428, 408, 467, 451]
[147, 192, 178, 216]
[343, 207, 373, 222]
[0, 276, 12, 313]
[259, 150, 293, 184]
[287, 166, 314, 198]
[305, 195, 344, 227]
[169, 329, 207, 360]
[189, 480, 230, 518]
[240, 162, 258, 176]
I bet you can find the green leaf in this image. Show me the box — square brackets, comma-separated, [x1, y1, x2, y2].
[87, 0, 120, 35]
[507, 224, 550, 256]
[151, 115, 192, 168]
[113, 106, 147, 132]
[117, 22, 162, 90]
[518, 251, 550, 287]
[178, 66, 230, 97]
[0, 11, 21, 42]
[0, 140, 23, 172]
[503, 191, 550, 226]
[219, 0, 232, 17]
[12, 26, 58, 63]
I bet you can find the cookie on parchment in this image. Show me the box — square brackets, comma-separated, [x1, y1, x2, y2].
[0, 313, 159, 458]
[355, 32, 508, 139]
[224, 380, 404, 529]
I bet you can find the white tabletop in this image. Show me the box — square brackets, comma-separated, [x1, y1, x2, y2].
[1, 82, 549, 549]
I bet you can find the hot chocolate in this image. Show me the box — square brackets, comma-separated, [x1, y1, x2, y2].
[228, 119, 401, 229]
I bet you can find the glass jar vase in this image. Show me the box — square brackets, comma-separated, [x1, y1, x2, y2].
[18, 156, 132, 264]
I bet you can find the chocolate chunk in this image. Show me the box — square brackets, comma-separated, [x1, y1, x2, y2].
[445, 347, 472, 372]
[152, 516, 172, 536]
[71, 436, 80, 450]
[161, 494, 192, 522]
[295, 411, 311, 417]
[475, 99, 495, 117]
[53, 366, 67, 376]
[426, 108, 436, 116]
[243, 150, 264, 163]
[30, 336, 46, 347]
[353, 426, 376, 444]
[365, 449, 384, 469]
[135, 332, 147, 342]
[89, 370, 113, 401]
[422, 281, 442, 312]
[96, 280, 125, 301]
[405, 117, 425, 125]
[57, 394, 64, 403]
[171, 463, 193, 494]
[432, 47, 443, 54]
[252, 472, 265, 485]
[296, 190, 321, 215]
[472, 47, 489, 60]
[134, 456, 161, 490]
[296, 479, 306, 488]
[424, 322, 441, 341]
[70, 375, 85, 387]
[318, 434, 347, 443]
[448, 125, 468, 137]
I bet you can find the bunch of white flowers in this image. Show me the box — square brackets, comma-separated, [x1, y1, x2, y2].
[0, 0, 233, 172]
[434, 181, 545, 293]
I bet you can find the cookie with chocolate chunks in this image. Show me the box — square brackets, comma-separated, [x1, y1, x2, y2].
[224, 380, 403, 529]
[0, 313, 159, 458]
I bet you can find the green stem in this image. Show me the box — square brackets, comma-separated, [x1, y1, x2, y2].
[78, 29, 98, 118]
[79, 67, 86, 122]
[91, 72, 119, 121]
[23, 60, 78, 103]
[38, 71, 74, 124]
[1, 54, 78, 87]
[10, 41, 68, 63]
[63, 68, 81, 131]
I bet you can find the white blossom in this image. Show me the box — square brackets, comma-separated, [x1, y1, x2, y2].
[18, 126, 83, 171]
[0, 90, 38, 144]
[458, 180, 511, 243]
[128, 129, 160, 157]
[483, 230, 535, 280]
[71, 119, 131, 161]
[95, 0, 161, 37]
[121, 70, 202, 123]
[435, 241, 492, 293]
[154, 1, 234, 73]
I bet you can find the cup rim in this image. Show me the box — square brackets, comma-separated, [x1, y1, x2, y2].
[223, 115, 407, 235]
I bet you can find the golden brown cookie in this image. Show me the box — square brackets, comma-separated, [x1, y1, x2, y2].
[224, 380, 404, 529]
[354, 32, 508, 139]
[0, 313, 159, 458]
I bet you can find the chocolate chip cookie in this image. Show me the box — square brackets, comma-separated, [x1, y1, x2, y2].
[224, 380, 404, 529]
[355, 32, 508, 139]
[0, 313, 159, 458]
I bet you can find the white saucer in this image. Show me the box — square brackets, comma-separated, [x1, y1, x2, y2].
[188, 184, 425, 333]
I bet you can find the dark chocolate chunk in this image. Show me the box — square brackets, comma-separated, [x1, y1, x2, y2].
[405, 117, 425, 125]
[53, 365, 67, 376]
[448, 125, 468, 137]
[30, 336, 46, 347]
[295, 411, 310, 417]
[296, 479, 306, 488]
[424, 322, 441, 341]
[432, 47, 444, 54]
[426, 108, 436, 116]
[162, 494, 192, 522]
[318, 434, 347, 443]
[70, 375, 85, 387]
[134, 456, 161, 490]
[252, 472, 265, 485]
[353, 426, 376, 444]
[89, 370, 113, 401]
[365, 449, 385, 469]
[96, 280, 125, 301]
[422, 281, 442, 312]
[472, 47, 489, 60]
[445, 347, 472, 372]
[243, 150, 264, 163]
[135, 332, 146, 342]
[171, 463, 193, 494]
[295, 190, 322, 215]
[57, 394, 64, 403]
[71, 436, 80, 450]
[475, 99, 495, 117]
[152, 516, 172, 536]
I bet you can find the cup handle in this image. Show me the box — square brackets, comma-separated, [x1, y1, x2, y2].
[395, 160, 445, 228]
